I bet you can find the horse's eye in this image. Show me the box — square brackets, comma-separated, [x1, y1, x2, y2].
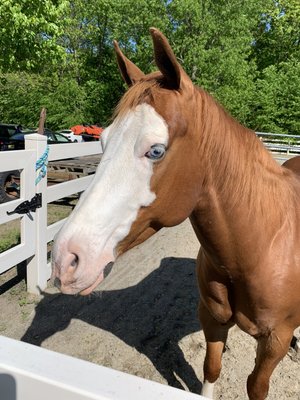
[145, 144, 166, 161]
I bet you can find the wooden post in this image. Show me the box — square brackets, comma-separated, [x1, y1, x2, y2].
[38, 107, 47, 135]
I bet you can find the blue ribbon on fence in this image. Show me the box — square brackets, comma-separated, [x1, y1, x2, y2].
[35, 145, 49, 185]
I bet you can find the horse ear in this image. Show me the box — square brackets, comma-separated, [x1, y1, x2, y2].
[113, 41, 145, 86]
[150, 28, 189, 90]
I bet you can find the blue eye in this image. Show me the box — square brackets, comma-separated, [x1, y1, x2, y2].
[145, 144, 166, 161]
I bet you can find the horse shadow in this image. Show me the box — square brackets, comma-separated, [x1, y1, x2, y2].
[21, 257, 202, 393]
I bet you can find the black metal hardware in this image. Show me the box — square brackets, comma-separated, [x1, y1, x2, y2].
[6, 193, 42, 216]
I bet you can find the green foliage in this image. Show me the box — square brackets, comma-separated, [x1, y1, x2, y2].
[0, 72, 86, 130]
[0, 0, 299, 134]
[253, 61, 300, 134]
[0, 72, 44, 126]
[254, 0, 300, 70]
[166, 0, 264, 124]
[0, 0, 68, 72]
[41, 78, 86, 129]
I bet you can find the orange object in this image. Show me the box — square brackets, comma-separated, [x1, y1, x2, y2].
[70, 125, 103, 139]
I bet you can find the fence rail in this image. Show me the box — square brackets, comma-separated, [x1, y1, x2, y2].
[0, 335, 204, 400]
[257, 132, 300, 155]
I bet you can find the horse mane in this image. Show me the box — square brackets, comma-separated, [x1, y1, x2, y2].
[194, 88, 295, 218]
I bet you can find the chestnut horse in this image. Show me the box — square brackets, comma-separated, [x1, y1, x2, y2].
[283, 155, 300, 176]
[52, 29, 300, 399]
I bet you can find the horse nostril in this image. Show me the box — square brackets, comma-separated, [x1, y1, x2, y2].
[104, 262, 114, 278]
[70, 254, 79, 268]
[54, 277, 61, 290]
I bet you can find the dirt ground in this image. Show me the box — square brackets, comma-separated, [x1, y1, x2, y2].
[0, 218, 300, 399]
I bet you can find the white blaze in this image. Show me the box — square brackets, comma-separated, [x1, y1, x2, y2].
[55, 104, 169, 265]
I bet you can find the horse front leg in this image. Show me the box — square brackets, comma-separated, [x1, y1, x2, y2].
[199, 301, 233, 398]
[247, 326, 293, 400]
[196, 249, 234, 398]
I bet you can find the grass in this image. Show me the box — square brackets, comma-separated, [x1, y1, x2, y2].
[47, 197, 77, 225]
[0, 222, 20, 253]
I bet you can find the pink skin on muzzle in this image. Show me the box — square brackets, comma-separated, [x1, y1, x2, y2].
[51, 237, 115, 295]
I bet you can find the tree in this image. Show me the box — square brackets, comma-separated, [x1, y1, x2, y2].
[253, 0, 300, 71]
[58, 0, 171, 123]
[164, 0, 269, 124]
[1, 0, 300, 133]
[0, 0, 68, 72]
[0, 72, 86, 130]
[252, 61, 300, 134]
[0, 72, 45, 126]
[250, 0, 300, 133]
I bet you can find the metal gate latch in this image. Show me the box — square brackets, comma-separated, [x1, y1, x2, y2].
[6, 193, 42, 216]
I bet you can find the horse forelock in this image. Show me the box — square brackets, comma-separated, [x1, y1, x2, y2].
[113, 74, 163, 121]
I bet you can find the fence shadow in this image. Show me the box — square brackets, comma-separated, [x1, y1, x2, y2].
[21, 256, 202, 393]
[0, 262, 26, 295]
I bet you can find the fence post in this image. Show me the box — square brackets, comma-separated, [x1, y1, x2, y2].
[25, 134, 49, 294]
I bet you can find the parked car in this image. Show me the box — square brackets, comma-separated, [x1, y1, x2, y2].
[0, 123, 23, 150]
[57, 129, 83, 143]
[0, 170, 20, 203]
[44, 131, 72, 144]
[9, 130, 72, 149]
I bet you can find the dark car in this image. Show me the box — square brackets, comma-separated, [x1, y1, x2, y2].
[9, 130, 71, 149]
[0, 124, 23, 150]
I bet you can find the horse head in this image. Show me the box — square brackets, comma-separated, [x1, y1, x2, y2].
[52, 28, 202, 295]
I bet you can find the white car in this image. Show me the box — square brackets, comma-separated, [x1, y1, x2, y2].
[58, 129, 83, 143]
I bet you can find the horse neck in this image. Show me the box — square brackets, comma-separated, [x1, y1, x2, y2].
[190, 90, 293, 265]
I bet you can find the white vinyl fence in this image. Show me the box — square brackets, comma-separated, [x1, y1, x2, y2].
[0, 336, 204, 400]
[0, 133, 102, 294]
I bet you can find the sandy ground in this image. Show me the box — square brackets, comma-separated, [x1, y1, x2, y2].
[0, 219, 300, 399]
